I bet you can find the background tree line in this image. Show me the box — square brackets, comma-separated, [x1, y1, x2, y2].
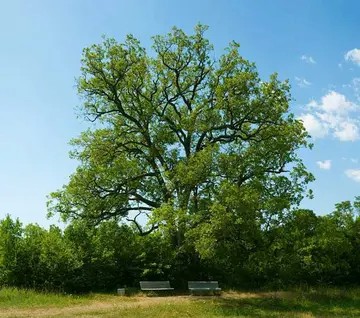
[0, 198, 360, 292]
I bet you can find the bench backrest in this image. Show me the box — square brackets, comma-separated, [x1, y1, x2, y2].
[140, 281, 171, 289]
[188, 281, 219, 289]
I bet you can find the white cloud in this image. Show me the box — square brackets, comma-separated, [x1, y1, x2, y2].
[345, 49, 360, 66]
[299, 113, 328, 138]
[316, 160, 331, 170]
[334, 121, 359, 141]
[317, 91, 354, 113]
[299, 91, 360, 141]
[301, 55, 316, 64]
[345, 169, 360, 182]
[295, 77, 311, 88]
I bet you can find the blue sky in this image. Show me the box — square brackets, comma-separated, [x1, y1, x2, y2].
[1, 0, 360, 226]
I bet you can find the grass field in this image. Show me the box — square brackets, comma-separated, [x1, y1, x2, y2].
[0, 287, 360, 317]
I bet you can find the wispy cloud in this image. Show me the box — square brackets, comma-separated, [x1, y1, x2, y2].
[352, 78, 360, 101]
[342, 157, 358, 163]
[295, 76, 311, 88]
[345, 169, 360, 182]
[299, 91, 359, 141]
[345, 49, 360, 66]
[301, 55, 316, 64]
[316, 160, 331, 170]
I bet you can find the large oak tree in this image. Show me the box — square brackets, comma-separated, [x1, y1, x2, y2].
[48, 25, 313, 250]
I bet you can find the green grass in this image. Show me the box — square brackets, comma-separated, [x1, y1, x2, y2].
[1, 287, 360, 317]
[0, 287, 94, 308]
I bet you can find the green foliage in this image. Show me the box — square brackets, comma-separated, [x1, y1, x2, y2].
[0, 217, 140, 292]
[47, 26, 313, 279]
[0, 215, 22, 285]
[63, 220, 141, 292]
[242, 204, 358, 287]
[2, 196, 360, 291]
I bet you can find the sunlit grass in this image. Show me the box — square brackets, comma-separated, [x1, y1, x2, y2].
[0, 287, 117, 308]
[0, 287, 360, 317]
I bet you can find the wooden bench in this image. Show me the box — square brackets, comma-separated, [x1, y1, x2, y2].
[140, 281, 174, 292]
[188, 281, 221, 295]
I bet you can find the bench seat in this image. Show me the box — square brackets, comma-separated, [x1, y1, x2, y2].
[188, 281, 221, 294]
[189, 287, 221, 291]
[140, 281, 174, 291]
[141, 287, 174, 291]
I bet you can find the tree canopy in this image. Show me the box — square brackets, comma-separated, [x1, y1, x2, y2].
[48, 25, 313, 251]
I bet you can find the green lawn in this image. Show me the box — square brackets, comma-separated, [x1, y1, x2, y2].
[1, 287, 360, 317]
